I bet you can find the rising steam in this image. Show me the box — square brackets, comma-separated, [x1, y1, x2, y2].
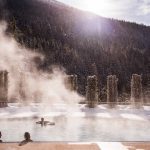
[0, 21, 82, 104]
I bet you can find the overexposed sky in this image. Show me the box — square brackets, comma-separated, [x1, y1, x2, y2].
[57, 0, 150, 26]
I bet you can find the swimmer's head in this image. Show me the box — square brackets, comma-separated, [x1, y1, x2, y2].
[0, 131, 1, 138]
[41, 118, 44, 121]
[24, 132, 31, 141]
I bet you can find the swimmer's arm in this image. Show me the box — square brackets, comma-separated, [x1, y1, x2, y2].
[47, 122, 55, 125]
[44, 121, 50, 123]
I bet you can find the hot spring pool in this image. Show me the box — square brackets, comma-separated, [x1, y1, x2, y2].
[0, 103, 150, 142]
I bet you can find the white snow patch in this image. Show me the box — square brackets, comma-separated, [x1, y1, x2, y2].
[120, 113, 146, 121]
[97, 142, 128, 150]
[68, 142, 129, 150]
[0, 103, 150, 121]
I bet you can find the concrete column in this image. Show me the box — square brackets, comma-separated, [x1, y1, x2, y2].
[86, 75, 98, 108]
[0, 70, 8, 107]
[144, 75, 150, 104]
[65, 75, 78, 91]
[19, 72, 27, 101]
[131, 74, 143, 108]
[107, 75, 118, 108]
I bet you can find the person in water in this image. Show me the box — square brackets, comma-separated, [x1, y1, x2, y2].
[0, 131, 2, 143]
[19, 132, 33, 146]
[36, 117, 55, 126]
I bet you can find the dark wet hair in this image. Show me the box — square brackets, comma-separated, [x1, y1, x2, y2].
[24, 132, 30, 140]
[0, 131, 1, 137]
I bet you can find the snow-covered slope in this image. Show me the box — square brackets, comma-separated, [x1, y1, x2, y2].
[0, 103, 150, 121]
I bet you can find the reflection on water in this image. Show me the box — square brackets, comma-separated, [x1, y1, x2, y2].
[0, 116, 150, 142]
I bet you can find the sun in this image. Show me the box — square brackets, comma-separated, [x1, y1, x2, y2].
[80, 0, 114, 17]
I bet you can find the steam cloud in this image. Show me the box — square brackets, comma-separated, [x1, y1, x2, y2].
[0, 21, 82, 104]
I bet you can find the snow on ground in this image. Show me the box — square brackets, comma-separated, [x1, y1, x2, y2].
[97, 142, 129, 150]
[68, 142, 129, 150]
[0, 103, 150, 121]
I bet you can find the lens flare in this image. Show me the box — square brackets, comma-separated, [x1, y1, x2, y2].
[80, 0, 116, 17]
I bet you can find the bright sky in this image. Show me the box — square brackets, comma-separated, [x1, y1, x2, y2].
[57, 0, 150, 26]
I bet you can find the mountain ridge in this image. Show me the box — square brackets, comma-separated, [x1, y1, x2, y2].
[0, 0, 149, 99]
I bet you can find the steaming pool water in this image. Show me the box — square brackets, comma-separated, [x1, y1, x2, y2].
[0, 103, 150, 142]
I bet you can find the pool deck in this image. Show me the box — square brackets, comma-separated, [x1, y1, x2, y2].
[0, 142, 150, 150]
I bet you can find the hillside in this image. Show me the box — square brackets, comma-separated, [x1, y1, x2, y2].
[0, 0, 150, 99]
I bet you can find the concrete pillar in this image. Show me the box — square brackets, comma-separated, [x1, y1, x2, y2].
[19, 72, 27, 101]
[131, 74, 143, 108]
[86, 75, 98, 108]
[65, 75, 78, 91]
[0, 70, 8, 107]
[107, 75, 118, 108]
[144, 75, 150, 104]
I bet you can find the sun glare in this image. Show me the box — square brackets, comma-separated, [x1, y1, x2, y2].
[80, 0, 115, 17]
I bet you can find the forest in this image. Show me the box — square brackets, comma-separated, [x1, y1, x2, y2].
[0, 0, 149, 102]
